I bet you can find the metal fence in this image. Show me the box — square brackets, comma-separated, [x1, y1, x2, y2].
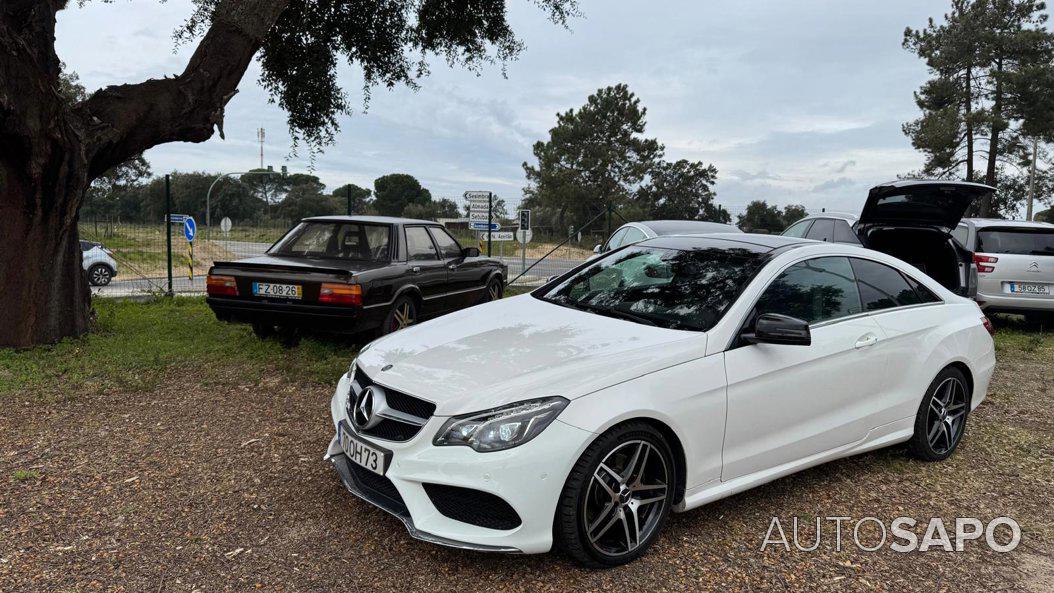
[80, 216, 297, 297]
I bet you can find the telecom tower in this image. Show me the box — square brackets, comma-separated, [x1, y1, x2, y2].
[257, 128, 265, 168]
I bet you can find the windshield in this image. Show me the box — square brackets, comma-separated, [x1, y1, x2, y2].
[976, 228, 1054, 256]
[537, 245, 768, 331]
[270, 222, 392, 260]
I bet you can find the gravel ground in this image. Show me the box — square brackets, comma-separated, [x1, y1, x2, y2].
[2, 330, 1052, 592]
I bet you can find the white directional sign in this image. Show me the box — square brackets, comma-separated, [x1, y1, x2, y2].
[483, 231, 516, 241]
[468, 211, 490, 222]
[464, 191, 492, 203]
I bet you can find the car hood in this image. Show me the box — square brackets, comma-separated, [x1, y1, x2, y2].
[858, 180, 995, 231]
[354, 295, 706, 416]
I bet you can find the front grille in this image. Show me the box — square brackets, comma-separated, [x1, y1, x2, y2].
[350, 367, 436, 442]
[423, 483, 522, 530]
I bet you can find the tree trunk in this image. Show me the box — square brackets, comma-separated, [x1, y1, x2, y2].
[965, 65, 975, 182]
[981, 58, 1005, 217]
[0, 0, 288, 347]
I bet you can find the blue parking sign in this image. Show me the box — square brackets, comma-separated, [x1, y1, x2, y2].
[183, 217, 197, 242]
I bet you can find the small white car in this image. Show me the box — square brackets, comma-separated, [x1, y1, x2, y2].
[952, 218, 1054, 323]
[81, 240, 118, 286]
[325, 233, 995, 566]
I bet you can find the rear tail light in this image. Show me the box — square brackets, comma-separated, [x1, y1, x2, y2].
[973, 253, 998, 273]
[319, 283, 363, 306]
[981, 316, 995, 336]
[206, 274, 238, 297]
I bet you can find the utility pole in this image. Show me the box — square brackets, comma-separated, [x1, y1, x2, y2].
[487, 192, 493, 257]
[1027, 137, 1039, 221]
[257, 128, 265, 169]
[165, 174, 173, 296]
[347, 185, 353, 216]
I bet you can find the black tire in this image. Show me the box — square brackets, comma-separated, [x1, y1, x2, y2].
[555, 421, 677, 568]
[276, 326, 301, 348]
[252, 322, 275, 339]
[481, 277, 504, 303]
[87, 264, 113, 286]
[907, 366, 970, 461]
[381, 295, 417, 335]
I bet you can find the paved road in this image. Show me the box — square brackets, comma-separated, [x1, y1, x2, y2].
[95, 245, 588, 297]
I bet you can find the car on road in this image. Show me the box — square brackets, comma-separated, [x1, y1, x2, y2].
[591, 220, 741, 259]
[206, 216, 507, 344]
[324, 233, 995, 566]
[782, 180, 994, 297]
[81, 240, 118, 286]
[951, 218, 1054, 323]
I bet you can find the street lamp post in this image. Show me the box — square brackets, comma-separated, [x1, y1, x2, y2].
[205, 167, 286, 241]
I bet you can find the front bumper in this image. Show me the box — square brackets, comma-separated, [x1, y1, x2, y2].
[324, 373, 593, 554]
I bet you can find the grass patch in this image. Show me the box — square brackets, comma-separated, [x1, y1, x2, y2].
[0, 297, 355, 400]
[11, 469, 40, 481]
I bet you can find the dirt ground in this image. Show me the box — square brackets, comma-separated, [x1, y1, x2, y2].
[2, 328, 1052, 592]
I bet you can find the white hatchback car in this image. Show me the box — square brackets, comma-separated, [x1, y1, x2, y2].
[325, 233, 996, 566]
[952, 218, 1054, 323]
[80, 240, 118, 286]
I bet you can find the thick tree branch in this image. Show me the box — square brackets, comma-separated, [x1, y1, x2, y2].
[76, 0, 289, 177]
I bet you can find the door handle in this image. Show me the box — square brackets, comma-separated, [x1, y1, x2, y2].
[447, 263, 458, 270]
[854, 334, 879, 349]
[411, 266, 421, 274]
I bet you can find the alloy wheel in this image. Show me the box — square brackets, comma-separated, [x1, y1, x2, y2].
[582, 440, 669, 557]
[926, 377, 968, 455]
[90, 266, 111, 286]
[390, 300, 416, 332]
[487, 281, 503, 301]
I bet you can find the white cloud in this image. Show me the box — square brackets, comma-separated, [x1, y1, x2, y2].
[55, 0, 950, 211]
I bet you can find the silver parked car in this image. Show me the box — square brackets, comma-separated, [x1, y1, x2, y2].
[592, 220, 741, 258]
[951, 218, 1054, 323]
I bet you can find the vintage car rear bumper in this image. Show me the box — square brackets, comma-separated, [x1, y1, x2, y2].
[206, 296, 387, 333]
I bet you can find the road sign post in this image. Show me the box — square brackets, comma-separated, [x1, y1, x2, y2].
[183, 217, 197, 282]
[518, 209, 531, 277]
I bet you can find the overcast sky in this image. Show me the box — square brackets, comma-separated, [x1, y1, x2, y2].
[57, 0, 957, 216]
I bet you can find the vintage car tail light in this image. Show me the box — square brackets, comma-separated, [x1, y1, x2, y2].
[319, 283, 363, 306]
[206, 274, 238, 297]
[973, 253, 998, 273]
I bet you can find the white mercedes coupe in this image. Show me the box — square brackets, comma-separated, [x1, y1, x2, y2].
[325, 233, 996, 566]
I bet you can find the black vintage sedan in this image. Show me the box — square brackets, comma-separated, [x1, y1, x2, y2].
[206, 216, 507, 343]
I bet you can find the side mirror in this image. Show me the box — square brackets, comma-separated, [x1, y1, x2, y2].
[593, 244, 603, 254]
[463, 247, 480, 258]
[743, 313, 811, 346]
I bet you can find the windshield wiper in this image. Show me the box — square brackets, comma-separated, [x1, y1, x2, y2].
[568, 301, 659, 327]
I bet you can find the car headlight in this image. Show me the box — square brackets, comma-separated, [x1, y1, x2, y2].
[433, 397, 569, 452]
[347, 342, 373, 376]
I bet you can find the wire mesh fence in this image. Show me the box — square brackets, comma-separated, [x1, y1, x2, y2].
[80, 217, 297, 297]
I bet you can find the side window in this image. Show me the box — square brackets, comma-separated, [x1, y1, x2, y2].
[833, 220, 860, 244]
[951, 224, 969, 247]
[621, 227, 647, 245]
[604, 228, 630, 251]
[904, 274, 942, 304]
[850, 258, 922, 311]
[405, 226, 439, 261]
[805, 218, 835, 242]
[782, 220, 813, 238]
[755, 257, 862, 324]
[428, 226, 463, 259]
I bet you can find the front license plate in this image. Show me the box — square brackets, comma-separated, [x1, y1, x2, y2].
[1009, 282, 1051, 295]
[340, 426, 387, 475]
[252, 282, 302, 299]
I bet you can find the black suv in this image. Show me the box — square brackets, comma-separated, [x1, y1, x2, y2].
[206, 216, 507, 343]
